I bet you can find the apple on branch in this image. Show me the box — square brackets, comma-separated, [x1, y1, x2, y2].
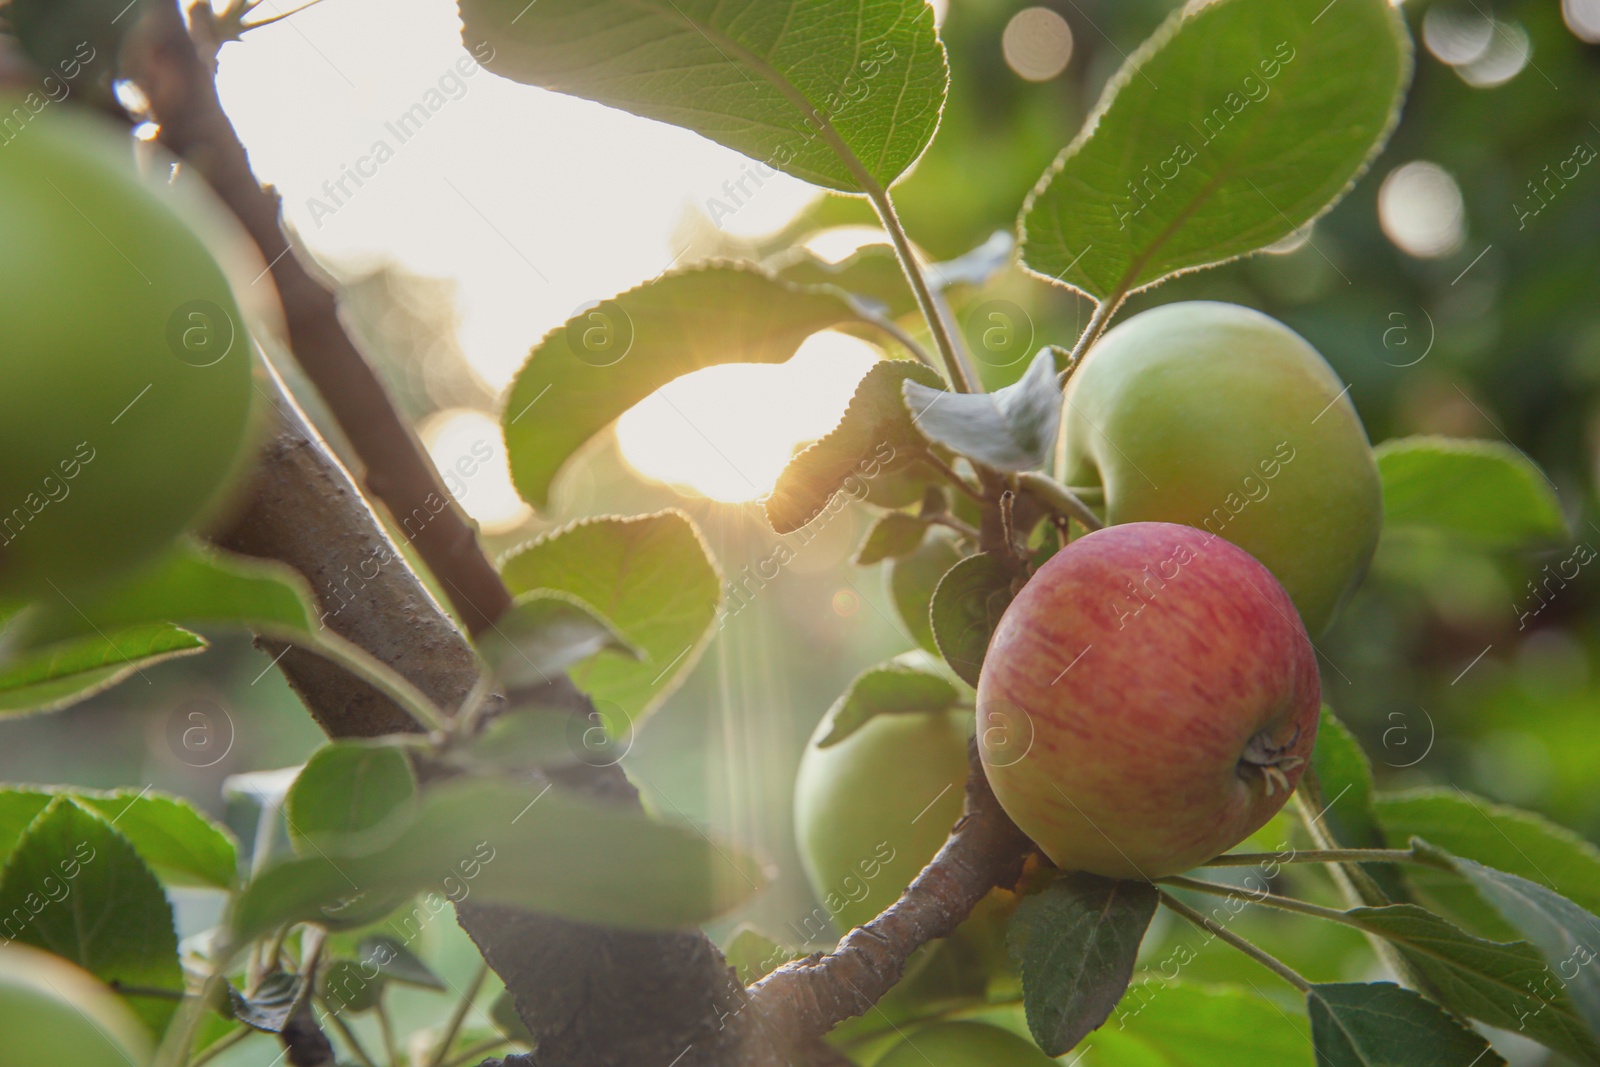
[977, 522, 1321, 879]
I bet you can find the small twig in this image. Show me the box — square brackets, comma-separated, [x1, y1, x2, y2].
[188, 1026, 252, 1067]
[1052, 296, 1125, 482]
[108, 982, 187, 1001]
[1200, 847, 1420, 868]
[921, 452, 985, 503]
[862, 185, 973, 393]
[854, 304, 937, 369]
[376, 1000, 401, 1066]
[442, 1036, 512, 1067]
[1157, 890, 1313, 993]
[927, 514, 981, 543]
[319, 998, 379, 1067]
[1159, 875, 1362, 927]
[1015, 471, 1104, 532]
[428, 961, 491, 1067]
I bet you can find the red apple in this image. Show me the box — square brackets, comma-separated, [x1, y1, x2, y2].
[976, 522, 1319, 879]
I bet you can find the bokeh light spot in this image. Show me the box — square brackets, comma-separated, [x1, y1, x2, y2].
[1379, 161, 1467, 259]
[1002, 8, 1075, 83]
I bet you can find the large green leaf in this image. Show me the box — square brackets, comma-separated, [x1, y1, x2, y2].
[15, 540, 317, 649]
[1021, 0, 1409, 301]
[1374, 789, 1600, 939]
[1414, 843, 1600, 1043]
[7, 540, 444, 730]
[0, 798, 183, 1035]
[0, 623, 206, 716]
[0, 787, 237, 889]
[477, 590, 643, 690]
[502, 264, 862, 510]
[930, 552, 1014, 688]
[1375, 436, 1568, 550]
[1349, 904, 1600, 1064]
[887, 533, 962, 655]
[1009, 873, 1157, 1055]
[459, 0, 948, 192]
[1094, 981, 1312, 1066]
[499, 511, 720, 723]
[815, 661, 960, 748]
[765, 359, 943, 535]
[853, 511, 929, 567]
[232, 778, 764, 942]
[1307, 982, 1505, 1066]
[286, 742, 419, 854]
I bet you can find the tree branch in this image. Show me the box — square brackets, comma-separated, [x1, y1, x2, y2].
[746, 741, 1035, 1046]
[125, 0, 512, 636]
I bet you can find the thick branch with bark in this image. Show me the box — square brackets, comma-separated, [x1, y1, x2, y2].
[125, 0, 511, 636]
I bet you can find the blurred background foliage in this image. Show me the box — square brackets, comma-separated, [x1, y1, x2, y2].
[3, 0, 1599, 1059]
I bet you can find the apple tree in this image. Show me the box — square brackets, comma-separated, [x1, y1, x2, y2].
[0, 0, 1595, 1065]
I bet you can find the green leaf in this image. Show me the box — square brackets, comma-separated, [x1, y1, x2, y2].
[1312, 707, 1407, 903]
[0, 798, 183, 1035]
[721, 924, 799, 985]
[477, 590, 643, 689]
[1374, 789, 1600, 938]
[1375, 436, 1568, 550]
[816, 662, 961, 748]
[490, 988, 535, 1045]
[501, 264, 862, 511]
[358, 934, 445, 990]
[17, 540, 318, 650]
[1009, 873, 1158, 1055]
[1414, 842, 1600, 1043]
[285, 742, 419, 854]
[854, 512, 929, 567]
[0, 787, 237, 889]
[765, 359, 943, 535]
[320, 960, 383, 1014]
[930, 552, 1014, 688]
[499, 511, 720, 723]
[887, 533, 963, 655]
[0, 623, 206, 716]
[901, 348, 1060, 471]
[1348, 904, 1600, 1064]
[1021, 0, 1409, 301]
[1308, 982, 1504, 1066]
[769, 244, 916, 318]
[232, 778, 764, 943]
[1096, 981, 1312, 1066]
[459, 0, 948, 193]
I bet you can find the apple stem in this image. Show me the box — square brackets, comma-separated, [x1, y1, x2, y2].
[1157, 890, 1314, 993]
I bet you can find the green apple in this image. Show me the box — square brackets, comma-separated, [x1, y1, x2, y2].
[0, 99, 255, 599]
[793, 703, 971, 936]
[0, 943, 153, 1066]
[1061, 301, 1380, 634]
[978, 523, 1321, 879]
[877, 1021, 1057, 1067]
